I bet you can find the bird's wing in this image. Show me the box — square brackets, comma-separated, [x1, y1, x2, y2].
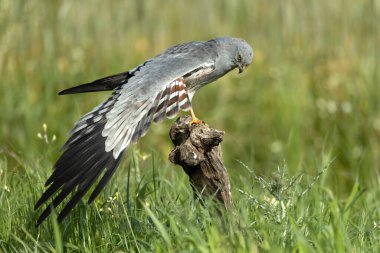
[35, 46, 216, 225]
[57, 41, 212, 96]
[58, 60, 154, 95]
[58, 71, 131, 95]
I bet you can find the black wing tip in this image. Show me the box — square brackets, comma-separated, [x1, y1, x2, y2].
[35, 193, 50, 210]
[58, 89, 71, 95]
[58, 86, 95, 95]
[34, 201, 42, 211]
[87, 153, 124, 204]
[35, 204, 53, 227]
[58, 86, 112, 95]
[58, 86, 103, 95]
[58, 71, 131, 95]
[35, 88, 129, 225]
[35, 218, 44, 227]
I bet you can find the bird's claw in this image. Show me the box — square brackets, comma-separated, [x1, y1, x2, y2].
[190, 118, 203, 125]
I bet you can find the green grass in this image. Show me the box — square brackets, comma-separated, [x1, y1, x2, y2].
[1, 153, 379, 252]
[1, 0, 379, 252]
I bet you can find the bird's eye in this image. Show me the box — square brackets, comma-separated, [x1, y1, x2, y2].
[237, 54, 242, 62]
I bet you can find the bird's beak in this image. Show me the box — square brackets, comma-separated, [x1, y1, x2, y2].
[238, 64, 245, 74]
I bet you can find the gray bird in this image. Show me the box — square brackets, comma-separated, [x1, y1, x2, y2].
[35, 37, 253, 225]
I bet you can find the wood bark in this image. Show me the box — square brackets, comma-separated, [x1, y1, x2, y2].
[168, 115, 232, 207]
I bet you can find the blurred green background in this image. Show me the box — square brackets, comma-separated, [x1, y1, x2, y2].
[0, 0, 379, 195]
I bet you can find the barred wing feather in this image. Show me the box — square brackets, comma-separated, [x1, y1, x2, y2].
[35, 60, 215, 225]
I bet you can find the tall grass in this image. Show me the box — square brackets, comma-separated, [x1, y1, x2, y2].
[1, 0, 379, 252]
[1, 152, 379, 252]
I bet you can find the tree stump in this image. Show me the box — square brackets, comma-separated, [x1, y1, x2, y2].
[168, 115, 232, 208]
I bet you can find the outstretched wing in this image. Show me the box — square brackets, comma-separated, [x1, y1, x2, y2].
[58, 60, 153, 95]
[58, 71, 131, 95]
[35, 46, 216, 225]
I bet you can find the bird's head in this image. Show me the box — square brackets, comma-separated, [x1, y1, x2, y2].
[214, 37, 254, 74]
[233, 38, 253, 74]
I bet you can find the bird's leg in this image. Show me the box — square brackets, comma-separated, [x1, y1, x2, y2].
[190, 108, 202, 125]
[182, 83, 203, 125]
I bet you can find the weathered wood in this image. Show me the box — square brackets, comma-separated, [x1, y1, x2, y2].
[169, 115, 232, 207]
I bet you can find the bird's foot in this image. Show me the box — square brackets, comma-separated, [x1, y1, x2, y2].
[189, 108, 206, 125]
[190, 118, 204, 125]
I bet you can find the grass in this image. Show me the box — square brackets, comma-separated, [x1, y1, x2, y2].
[1, 0, 379, 252]
[1, 153, 379, 252]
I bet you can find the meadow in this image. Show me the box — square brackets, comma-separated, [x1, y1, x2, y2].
[0, 0, 379, 252]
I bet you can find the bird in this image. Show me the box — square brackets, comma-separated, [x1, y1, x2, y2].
[34, 37, 253, 226]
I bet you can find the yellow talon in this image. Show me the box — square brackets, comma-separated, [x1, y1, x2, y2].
[190, 108, 202, 125]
